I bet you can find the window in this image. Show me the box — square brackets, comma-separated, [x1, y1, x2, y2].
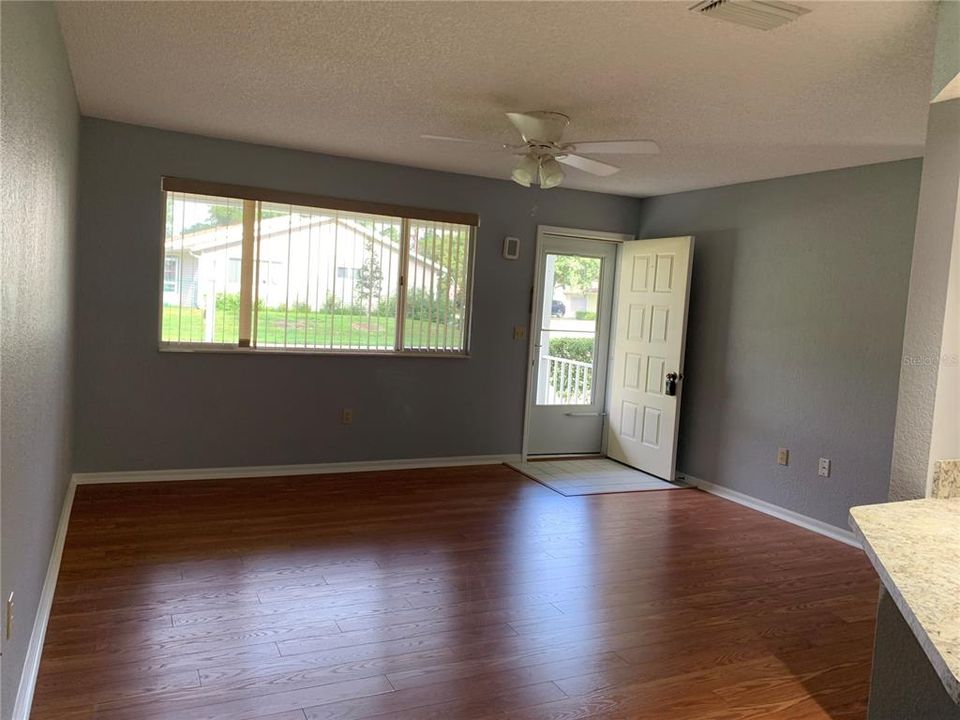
[160, 179, 477, 355]
[163, 257, 179, 292]
[227, 258, 241, 284]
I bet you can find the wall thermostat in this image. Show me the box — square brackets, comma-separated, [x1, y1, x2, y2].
[503, 236, 520, 260]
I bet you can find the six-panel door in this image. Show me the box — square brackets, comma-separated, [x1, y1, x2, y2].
[606, 236, 694, 480]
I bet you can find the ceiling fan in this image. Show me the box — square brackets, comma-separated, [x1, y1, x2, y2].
[422, 111, 659, 189]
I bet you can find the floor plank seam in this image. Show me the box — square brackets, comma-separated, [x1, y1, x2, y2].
[29, 467, 879, 720]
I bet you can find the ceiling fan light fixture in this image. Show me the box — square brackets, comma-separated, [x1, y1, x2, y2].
[424, 110, 654, 187]
[511, 153, 539, 187]
[539, 157, 564, 189]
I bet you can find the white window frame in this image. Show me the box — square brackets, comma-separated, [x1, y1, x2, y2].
[158, 178, 478, 358]
[163, 256, 179, 292]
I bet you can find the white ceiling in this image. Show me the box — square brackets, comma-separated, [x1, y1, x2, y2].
[56, 1, 937, 197]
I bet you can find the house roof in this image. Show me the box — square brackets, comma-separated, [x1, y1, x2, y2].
[166, 214, 443, 271]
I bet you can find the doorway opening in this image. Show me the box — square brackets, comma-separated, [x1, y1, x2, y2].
[523, 228, 621, 457]
[522, 227, 695, 487]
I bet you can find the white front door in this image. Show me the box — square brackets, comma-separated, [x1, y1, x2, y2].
[525, 234, 618, 455]
[607, 236, 694, 480]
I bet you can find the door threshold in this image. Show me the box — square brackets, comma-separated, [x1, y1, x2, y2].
[524, 453, 606, 462]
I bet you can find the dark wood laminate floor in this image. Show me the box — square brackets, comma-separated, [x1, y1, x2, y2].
[31, 464, 879, 720]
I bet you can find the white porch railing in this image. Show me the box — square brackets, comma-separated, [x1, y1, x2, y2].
[538, 355, 593, 405]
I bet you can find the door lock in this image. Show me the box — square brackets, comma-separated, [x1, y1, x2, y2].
[665, 372, 682, 397]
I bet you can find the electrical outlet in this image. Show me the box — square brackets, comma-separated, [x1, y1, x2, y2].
[818, 458, 831, 478]
[513, 325, 526, 341]
[6, 592, 13, 640]
[341, 408, 353, 425]
[777, 448, 789, 466]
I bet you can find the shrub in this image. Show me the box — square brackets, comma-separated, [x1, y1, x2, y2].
[547, 336, 595, 397]
[404, 289, 458, 323]
[323, 293, 340, 314]
[319, 293, 370, 316]
[404, 290, 432, 321]
[575, 310, 597, 321]
[377, 296, 398, 318]
[215, 292, 241, 311]
[548, 336, 594, 363]
[217, 294, 266, 312]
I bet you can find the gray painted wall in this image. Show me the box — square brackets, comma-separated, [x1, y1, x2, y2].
[868, 587, 960, 719]
[890, 99, 960, 501]
[932, 0, 960, 99]
[638, 160, 922, 529]
[73, 119, 639, 472]
[0, 3, 79, 717]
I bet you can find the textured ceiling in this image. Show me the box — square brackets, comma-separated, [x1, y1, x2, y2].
[56, 1, 937, 196]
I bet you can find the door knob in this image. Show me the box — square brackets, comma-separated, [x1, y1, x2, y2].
[665, 372, 682, 397]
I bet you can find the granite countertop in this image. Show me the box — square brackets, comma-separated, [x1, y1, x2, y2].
[849, 498, 960, 704]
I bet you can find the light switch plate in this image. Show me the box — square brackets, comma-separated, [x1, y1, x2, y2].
[818, 457, 831, 477]
[777, 448, 789, 466]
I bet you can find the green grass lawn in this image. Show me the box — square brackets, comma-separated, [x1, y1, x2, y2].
[162, 306, 464, 350]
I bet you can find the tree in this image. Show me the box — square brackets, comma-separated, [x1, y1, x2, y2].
[552, 255, 600, 293]
[354, 237, 383, 307]
[414, 228, 469, 313]
[184, 204, 242, 233]
[183, 204, 282, 234]
[165, 195, 176, 236]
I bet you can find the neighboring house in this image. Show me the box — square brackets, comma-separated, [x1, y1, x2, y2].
[164, 213, 441, 310]
[555, 284, 599, 317]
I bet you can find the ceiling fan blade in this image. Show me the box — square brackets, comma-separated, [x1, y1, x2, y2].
[565, 140, 660, 155]
[421, 134, 495, 146]
[421, 134, 523, 154]
[505, 112, 568, 144]
[557, 153, 620, 177]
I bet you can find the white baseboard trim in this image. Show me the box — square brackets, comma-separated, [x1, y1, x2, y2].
[9, 462, 851, 716]
[682, 474, 860, 549]
[12, 477, 77, 720]
[72, 454, 523, 485]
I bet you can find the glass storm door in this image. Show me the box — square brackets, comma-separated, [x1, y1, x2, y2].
[526, 235, 616, 455]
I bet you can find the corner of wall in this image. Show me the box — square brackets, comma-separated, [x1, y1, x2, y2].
[890, 98, 960, 501]
[1, 2, 81, 717]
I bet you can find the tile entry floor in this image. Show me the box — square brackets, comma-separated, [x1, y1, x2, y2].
[507, 458, 685, 496]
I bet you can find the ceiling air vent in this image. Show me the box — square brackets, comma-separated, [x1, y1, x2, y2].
[689, 0, 810, 30]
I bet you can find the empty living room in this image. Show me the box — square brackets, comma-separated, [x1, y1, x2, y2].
[2, 1, 958, 719]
